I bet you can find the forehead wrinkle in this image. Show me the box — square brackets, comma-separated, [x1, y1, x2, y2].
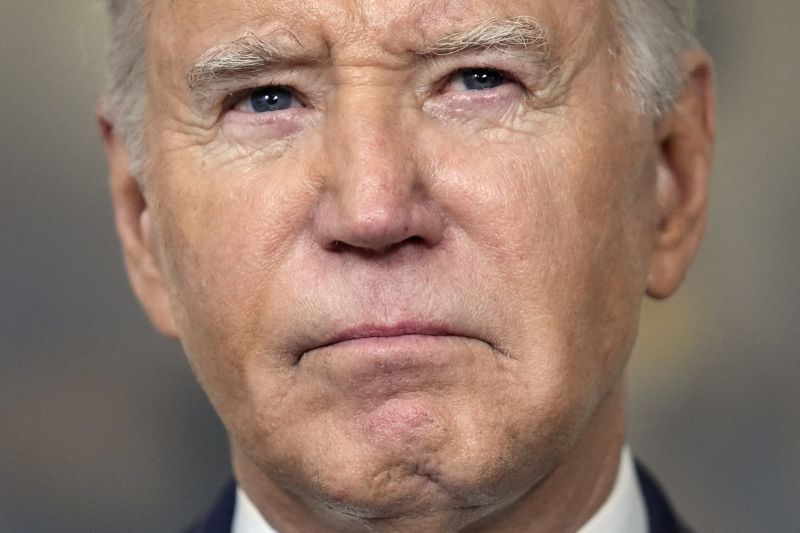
[320, 1, 555, 65]
[173, 0, 603, 103]
[320, 0, 460, 55]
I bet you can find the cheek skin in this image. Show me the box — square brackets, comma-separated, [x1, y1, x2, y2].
[414, 102, 654, 458]
[424, 102, 654, 351]
[145, 147, 317, 421]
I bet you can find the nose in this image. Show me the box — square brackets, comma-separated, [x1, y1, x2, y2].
[312, 93, 444, 254]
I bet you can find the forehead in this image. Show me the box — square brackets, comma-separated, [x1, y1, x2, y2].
[148, 0, 610, 60]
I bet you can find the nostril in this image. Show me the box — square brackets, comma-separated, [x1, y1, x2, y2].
[327, 234, 428, 255]
[383, 235, 427, 254]
[329, 240, 354, 253]
[313, 193, 445, 254]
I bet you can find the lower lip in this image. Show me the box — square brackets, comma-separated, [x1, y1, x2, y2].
[301, 334, 475, 388]
[309, 333, 468, 360]
[326, 333, 453, 348]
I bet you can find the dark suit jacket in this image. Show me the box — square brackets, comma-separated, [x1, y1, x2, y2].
[185, 462, 692, 533]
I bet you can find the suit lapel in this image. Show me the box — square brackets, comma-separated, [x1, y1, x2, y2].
[184, 481, 236, 533]
[635, 461, 694, 533]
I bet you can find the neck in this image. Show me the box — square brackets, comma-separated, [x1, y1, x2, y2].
[232, 380, 627, 533]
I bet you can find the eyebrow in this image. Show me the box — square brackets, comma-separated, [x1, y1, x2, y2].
[186, 16, 551, 102]
[416, 16, 550, 58]
[186, 30, 318, 101]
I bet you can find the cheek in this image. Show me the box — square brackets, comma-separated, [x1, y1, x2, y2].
[148, 154, 313, 416]
[426, 122, 652, 390]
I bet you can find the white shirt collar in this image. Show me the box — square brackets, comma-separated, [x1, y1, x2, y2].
[232, 446, 647, 533]
[231, 484, 278, 533]
[577, 446, 648, 533]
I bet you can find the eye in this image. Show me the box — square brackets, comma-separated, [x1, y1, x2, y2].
[450, 68, 510, 92]
[236, 86, 302, 113]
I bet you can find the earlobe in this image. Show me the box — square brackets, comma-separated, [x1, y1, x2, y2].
[646, 49, 715, 300]
[98, 107, 179, 338]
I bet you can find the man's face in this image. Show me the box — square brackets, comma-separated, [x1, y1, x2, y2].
[118, 0, 696, 522]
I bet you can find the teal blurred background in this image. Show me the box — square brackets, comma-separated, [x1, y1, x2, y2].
[1, 1, 798, 531]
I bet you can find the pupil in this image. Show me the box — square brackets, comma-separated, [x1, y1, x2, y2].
[250, 87, 293, 112]
[463, 69, 504, 91]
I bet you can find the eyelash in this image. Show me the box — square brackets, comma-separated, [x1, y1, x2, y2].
[224, 66, 521, 114]
[442, 68, 519, 92]
[224, 85, 304, 112]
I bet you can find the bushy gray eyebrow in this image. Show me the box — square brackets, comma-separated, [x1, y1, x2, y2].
[186, 31, 309, 94]
[185, 16, 552, 102]
[416, 16, 549, 57]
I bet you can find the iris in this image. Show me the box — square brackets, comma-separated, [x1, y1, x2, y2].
[248, 87, 295, 112]
[460, 69, 506, 91]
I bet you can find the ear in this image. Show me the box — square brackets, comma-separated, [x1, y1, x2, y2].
[98, 106, 179, 338]
[646, 49, 716, 299]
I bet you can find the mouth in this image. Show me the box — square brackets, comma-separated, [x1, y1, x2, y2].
[296, 320, 499, 368]
[294, 320, 509, 400]
[295, 319, 508, 370]
[295, 321, 485, 400]
[313, 322, 463, 350]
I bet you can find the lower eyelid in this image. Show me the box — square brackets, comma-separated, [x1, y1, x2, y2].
[224, 107, 311, 133]
[443, 82, 520, 103]
[422, 83, 524, 119]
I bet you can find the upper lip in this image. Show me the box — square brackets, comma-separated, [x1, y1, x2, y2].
[310, 321, 466, 351]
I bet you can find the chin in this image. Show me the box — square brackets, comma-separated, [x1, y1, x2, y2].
[229, 342, 605, 525]
[239, 407, 564, 525]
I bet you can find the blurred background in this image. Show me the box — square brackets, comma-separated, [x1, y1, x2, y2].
[1, 1, 798, 531]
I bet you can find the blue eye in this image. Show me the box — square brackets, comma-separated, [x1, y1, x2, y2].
[246, 86, 297, 112]
[457, 69, 508, 91]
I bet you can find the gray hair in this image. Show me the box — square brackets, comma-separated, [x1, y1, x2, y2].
[613, 0, 699, 116]
[103, 0, 698, 177]
[104, 0, 147, 177]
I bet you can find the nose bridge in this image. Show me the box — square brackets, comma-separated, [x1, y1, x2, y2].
[328, 86, 413, 201]
[312, 80, 442, 253]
